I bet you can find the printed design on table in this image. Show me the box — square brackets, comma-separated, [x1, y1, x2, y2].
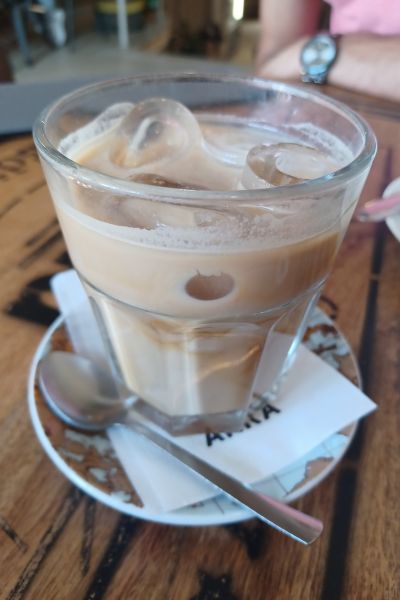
[6, 251, 72, 326]
[225, 522, 266, 560]
[0, 142, 38, 183]
[30, 306, 359, 524]
[191, 571, 238, 600]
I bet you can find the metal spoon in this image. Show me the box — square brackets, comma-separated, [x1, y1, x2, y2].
[38, 351, 323, 545]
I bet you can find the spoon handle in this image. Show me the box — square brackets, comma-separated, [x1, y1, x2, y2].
[128, 419, 323, 545]
[357, 193, 400, 222]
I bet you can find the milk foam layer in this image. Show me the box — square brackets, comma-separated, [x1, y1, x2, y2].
[49, 100, 358, 425]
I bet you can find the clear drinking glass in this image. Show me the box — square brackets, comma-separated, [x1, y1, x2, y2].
[33, 75, 376, 435]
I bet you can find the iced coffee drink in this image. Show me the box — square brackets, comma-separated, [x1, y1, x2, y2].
[35, 76, 376, 434]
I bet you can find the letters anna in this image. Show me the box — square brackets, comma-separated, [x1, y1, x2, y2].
[205, 402, 281, 447]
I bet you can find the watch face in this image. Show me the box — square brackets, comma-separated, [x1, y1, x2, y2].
[301, 34, 337, 76]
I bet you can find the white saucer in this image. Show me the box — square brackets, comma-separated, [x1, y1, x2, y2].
[28, 307, 358, 526]
[384, 177, 400, 242]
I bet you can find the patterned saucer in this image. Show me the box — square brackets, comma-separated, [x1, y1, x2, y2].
[384, 177, 400, 242]
[28, 307, 359, 526]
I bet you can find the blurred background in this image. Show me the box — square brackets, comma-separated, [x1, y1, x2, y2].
[0, 0, 260, 83]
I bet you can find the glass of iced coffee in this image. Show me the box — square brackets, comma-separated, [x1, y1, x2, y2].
[34, 75, 376, 435]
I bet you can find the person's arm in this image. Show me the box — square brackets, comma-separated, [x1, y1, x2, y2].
[256, 0, 321, 69]
[329, 34, 400, 101]
[257, 33, 400, 103]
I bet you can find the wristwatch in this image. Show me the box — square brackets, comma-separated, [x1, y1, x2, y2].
[300, 33, 339, 85]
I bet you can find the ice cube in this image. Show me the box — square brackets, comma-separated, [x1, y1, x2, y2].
[130, 172, 209, 190]
[110, 98, 202, 169]
[242, 143, 337, 188]
[201, 121, 258, 166]
[239, 161, 274, 190]
[60, 102, 134, 158]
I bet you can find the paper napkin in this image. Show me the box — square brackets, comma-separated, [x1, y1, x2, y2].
[51, 270, 376, 513]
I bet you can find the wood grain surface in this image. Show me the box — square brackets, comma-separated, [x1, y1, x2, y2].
[0, 89, 399, 600]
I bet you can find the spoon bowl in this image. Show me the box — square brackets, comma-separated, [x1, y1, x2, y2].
[39, 351, 131, 430]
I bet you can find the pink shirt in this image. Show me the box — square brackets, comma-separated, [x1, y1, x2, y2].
[328, 0, 400, 35]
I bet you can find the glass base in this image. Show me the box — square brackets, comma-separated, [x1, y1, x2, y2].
[133, 398, 248, 436]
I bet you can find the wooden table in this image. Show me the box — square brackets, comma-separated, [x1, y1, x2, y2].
[0, 88, 399, 600]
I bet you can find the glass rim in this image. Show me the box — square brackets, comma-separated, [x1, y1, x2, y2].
[33, 73, 377, 203]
